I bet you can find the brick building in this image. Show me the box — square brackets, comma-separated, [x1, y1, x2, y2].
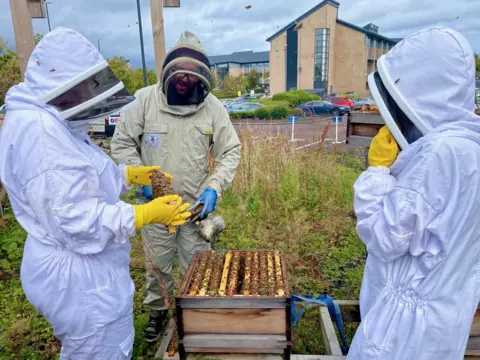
[267, 0, 399, 96]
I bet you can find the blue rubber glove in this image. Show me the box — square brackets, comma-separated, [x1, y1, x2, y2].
[197, 187, 217, 219]
[143, 185, 153, 200]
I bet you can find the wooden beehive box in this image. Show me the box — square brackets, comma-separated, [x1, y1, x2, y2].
[176, 250, 291, 360]
[346, 111, 384, 148]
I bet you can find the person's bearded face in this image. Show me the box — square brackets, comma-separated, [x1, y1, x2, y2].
[170, 63, 200, 96]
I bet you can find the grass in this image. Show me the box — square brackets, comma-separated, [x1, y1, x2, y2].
[0, 132, 366, 359]
[254, 98, 291, 109]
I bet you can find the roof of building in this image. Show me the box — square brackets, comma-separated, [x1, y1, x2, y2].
[266, 0, 397, 45]
[208, 51, 269, 65]
[336, 19, 398, 44]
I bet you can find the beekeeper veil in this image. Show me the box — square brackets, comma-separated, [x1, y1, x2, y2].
[162, 31, 211, 106]
[25, 27, 136, 122]
[368, 27, 478, 150]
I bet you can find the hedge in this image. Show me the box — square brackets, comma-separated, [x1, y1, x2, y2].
[212, 89, 238, 99]
[229, 105, 289, 120]
[255, 99, 290, 109]
[344, 93, 359, 100]
[272, 90, 321, 107]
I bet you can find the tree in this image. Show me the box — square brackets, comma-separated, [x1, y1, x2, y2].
[0, 38, 21, 104]
[244, 69, 261, 91]
[34, 33, 43, 45]
[223, 75, 244, 93]
[210, 70, 218, 90]
[475, 53, 480, 73]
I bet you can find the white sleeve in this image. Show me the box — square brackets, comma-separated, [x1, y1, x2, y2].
[354, 166, 438, 262]
[22, 167, 136, 255]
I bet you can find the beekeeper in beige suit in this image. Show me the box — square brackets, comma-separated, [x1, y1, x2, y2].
[111, 31, 241, 342]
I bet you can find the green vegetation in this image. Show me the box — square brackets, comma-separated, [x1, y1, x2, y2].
[228, 106, 289, 120]
[244, 70, 261, 91]
[108, 56, 157, 95]
[475, 53, 480, 72]
[272, 90, 321, 107]
[0, 134, 365, 358]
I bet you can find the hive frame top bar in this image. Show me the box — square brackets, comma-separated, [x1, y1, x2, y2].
[178, 250, 291, 299]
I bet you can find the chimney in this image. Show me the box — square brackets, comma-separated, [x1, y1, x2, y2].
[363, 23, 379, 34]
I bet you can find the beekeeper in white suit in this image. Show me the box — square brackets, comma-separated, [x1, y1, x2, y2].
[0, 27, 192, 359]
[349, 27, 480, 359]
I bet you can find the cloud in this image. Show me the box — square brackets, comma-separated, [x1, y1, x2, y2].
[1, 0, 479, 70]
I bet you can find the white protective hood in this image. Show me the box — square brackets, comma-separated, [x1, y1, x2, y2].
[368, 27, 480, 150]
[5, 27, 133, 130]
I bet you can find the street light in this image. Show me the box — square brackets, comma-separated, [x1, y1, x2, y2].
[136, 0, 148, 87]
[44, 0, 52, 32]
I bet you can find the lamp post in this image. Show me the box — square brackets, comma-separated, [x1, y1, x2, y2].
[44, 1, 52, 31]
[136, 0, 148, 87]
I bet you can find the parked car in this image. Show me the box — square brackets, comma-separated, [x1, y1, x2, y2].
[329, 93, 341, 97]
[297, 100, 349, 116]
[88, 113, 120, 137]
[324, 96, 355, 110]
[227, 102, 264, 113]
[353, 97, 375, 110]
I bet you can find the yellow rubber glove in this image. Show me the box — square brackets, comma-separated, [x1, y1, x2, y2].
[133, 195, 191, 230]
[124, 166, 173, 186]
[368, 126, 399, 167]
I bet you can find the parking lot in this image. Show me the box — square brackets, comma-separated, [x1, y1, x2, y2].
[232, 115, 348, 150]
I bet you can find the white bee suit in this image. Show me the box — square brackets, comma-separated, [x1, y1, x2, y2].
[348, 27, 480, 360]
[0, 28, 137, 359]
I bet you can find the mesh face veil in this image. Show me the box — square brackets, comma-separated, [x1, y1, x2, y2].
[368, 71, 423, 149]
[42, 61, 136, 121]
[161, 34, 211, 106]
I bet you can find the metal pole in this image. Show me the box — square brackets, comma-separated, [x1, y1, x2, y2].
[291, 117, 295, 141]
[45, 1, 52, 31]
[97, 39, 101, 52]
[136, 0, 148, 87]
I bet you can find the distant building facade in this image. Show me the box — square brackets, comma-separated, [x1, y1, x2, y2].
[267, 0, 399, 96]
[209, 51, 270, 81]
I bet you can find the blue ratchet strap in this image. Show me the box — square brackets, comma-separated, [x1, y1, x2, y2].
[291, 295, 349, 354]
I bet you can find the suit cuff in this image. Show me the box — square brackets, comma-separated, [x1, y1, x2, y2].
[208, 181, 222, 197]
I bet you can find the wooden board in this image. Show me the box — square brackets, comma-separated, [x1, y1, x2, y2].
[182, 334, 288, 349]
[185, 348, 284, 355]
[350, 123, 383, 138]
[319, 307, 342, 356]
[182, 308, 286, 335]
[163, 0, 181, 7]
[164, 354, 346, 360]
[155, 317, 177, 359]
[165, 353, 284, 360]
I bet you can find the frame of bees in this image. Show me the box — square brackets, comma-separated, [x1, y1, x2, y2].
[175, 250, 291, 360]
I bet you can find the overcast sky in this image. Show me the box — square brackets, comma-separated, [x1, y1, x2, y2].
[1, 0, 479, 70]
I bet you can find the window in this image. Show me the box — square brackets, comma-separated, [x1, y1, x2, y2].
[216, 63, 230, 80]
[314, 28, 330, 90]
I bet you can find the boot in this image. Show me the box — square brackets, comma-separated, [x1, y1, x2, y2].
[145, 310, 168, 343]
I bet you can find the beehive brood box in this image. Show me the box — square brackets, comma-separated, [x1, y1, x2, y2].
[176, 250, 291, 360]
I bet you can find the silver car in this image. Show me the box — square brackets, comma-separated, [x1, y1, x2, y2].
[354, 97, 375, 110]
[227, 102, 264, 113]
